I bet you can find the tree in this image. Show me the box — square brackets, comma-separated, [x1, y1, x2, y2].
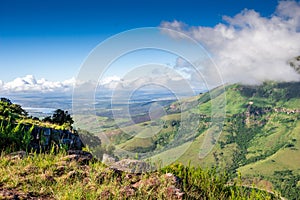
[44, 109, 73, 126]
[10, 104, 28, 116]
[0, 98, 27, 117]
[0, 98, 12, 105]
[42, 116, 52, 123]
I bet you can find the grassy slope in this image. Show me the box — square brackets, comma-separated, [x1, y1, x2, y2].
[149, 84, 246, 166]
[137, 82, 299, 199]
[91, 82, 299, 193]
[0, 152, 275, 200]
[111, 82, 300, 197]
[170, 83, 299, 170]
[238, 120, 300, 176]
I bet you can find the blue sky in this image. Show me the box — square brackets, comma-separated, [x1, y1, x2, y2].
[0, 0, 280, 83]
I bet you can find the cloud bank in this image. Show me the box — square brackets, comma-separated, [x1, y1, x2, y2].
[0, 75, 75, 94]
[0, 73, 191, 95]
[161, 0, 300, 84]
[98, 65, 196, 94]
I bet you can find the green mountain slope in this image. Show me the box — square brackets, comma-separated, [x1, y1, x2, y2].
[170, 82, 300, 199]
[107, 81, 300, 199]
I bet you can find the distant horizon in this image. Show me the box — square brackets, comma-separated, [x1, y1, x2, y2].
[3, 87, 197, 118]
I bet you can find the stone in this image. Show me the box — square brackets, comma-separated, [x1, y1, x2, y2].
[110, 159, 155, 173]
[165, 173, 181, 185]
[60, 150, 94, 164]
[6, 151, 27, 160]
[102, 153, 116, 165]
[166, 185, 184, 199]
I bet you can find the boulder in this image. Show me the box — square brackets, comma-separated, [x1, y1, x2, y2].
[6, 151, 27, 160]
[110, 159, 156, 173]
[102, 153, 116, 165]
[59, 150, 94, 164]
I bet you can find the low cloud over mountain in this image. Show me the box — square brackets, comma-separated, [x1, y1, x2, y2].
[161, 0, 300, 84]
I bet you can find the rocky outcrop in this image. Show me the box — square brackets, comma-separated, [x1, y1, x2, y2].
[28, 125, 84, 152]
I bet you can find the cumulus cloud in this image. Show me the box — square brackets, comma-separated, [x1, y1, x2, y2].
[97, 65, 196, 97]
[160, 0, 300, 84]
[0, 75, 75, 93]
[0, 73, 190, 95]
[98, 75, 122, 90]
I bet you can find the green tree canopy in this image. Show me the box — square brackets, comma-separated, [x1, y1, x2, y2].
[0, 97, 28, 118]
[0, 98, 12, 105]
[43, 109, 74, 126]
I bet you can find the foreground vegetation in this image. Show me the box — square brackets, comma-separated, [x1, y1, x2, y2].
[0, 152, 277, 199]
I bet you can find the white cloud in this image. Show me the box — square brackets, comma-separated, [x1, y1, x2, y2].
[0, 72, 200, 95]
[101, 65, 196, 96]
[160, 0, 300, 84]
[98, 75, 122, 90]
[99, 75, 121, 85]
[0, 75, 75, 93]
